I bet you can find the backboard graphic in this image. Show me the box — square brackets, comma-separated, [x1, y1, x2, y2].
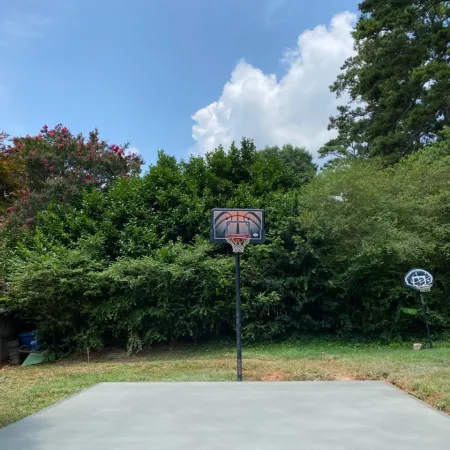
[210, 209, 265, 244]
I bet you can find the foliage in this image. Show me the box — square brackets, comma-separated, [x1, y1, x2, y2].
[321, 0, 450, 160]
[4, 246, 106, 353]
[0, 124, 143, 231]
[92, 241, 235, 353]
[301, 134, 450, 336]
[2, 127, 450, 353]
[1, 140, 317, 352]
[0, 132, 26, 215]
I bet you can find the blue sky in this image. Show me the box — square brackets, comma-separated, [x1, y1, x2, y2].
[0, 0, 359, 167]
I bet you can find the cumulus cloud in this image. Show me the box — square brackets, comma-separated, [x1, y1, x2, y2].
[192, 12, 356, 159]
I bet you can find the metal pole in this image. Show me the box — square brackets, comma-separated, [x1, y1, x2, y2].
[420, 292, 433, 349]
[235, 253, 243, 381]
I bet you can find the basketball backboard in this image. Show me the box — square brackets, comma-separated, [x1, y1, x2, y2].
[210, 209, 265, 244]
[404, 268, 433, 292]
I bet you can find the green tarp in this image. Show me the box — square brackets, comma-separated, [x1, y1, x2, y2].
[22, 352, 45, 366]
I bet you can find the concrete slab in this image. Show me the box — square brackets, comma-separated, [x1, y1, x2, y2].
[0, 381, 449, 449]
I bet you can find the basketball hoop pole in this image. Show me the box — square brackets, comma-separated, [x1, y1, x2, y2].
[235, 253, 243, 381]
[225, 234, 250, 381]
[419, 292, 433, 349]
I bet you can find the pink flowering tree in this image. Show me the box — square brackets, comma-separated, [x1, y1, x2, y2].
[1, 124, 143, 229]
[1, 131, 27, 216]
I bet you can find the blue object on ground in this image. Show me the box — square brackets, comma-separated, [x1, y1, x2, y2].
[18, 331, 40, 351]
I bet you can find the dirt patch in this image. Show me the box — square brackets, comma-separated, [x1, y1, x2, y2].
[263, 372, 287, 381]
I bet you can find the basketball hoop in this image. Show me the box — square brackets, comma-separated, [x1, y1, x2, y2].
[404, 269, 433, 293]
[404, 268, 434, 349]
[226, 234, 251, 254]
[210, 209, 266, 381]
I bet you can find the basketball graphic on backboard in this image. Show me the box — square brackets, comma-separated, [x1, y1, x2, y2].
[210, 209, 265, 244]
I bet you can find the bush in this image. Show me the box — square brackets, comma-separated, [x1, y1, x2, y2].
[4, 247, 106, 354]
[298, 136, 450, 336]
[4, 136, 450, 353]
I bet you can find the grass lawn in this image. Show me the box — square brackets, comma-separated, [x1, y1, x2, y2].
[1, 340, 450, 428]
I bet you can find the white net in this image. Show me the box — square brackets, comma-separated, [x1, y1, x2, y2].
[226, 234, 251, 254]
[417, 285, 432, 293]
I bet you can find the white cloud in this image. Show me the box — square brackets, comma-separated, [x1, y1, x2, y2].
[192, 12, 356, 159]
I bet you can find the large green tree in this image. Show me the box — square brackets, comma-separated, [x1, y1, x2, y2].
[303, 132, 450, 336]
[321, 0, 450, 160]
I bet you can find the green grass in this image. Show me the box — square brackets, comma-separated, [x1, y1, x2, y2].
[1, 341, 450, 428]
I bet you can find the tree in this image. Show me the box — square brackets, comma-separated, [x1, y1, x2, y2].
[321, 0, 450, 160]
[302, 133, 450, 336]
[5, 131, 450, 352]
[0, 132, 27, 216]
[1, 138, 319, 351]
[252, 144, 317, 195]
[26, 139, 317, 259]
[1, 124, 143, 230]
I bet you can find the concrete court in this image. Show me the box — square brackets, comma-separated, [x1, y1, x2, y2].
[1, 381, 449, 450]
